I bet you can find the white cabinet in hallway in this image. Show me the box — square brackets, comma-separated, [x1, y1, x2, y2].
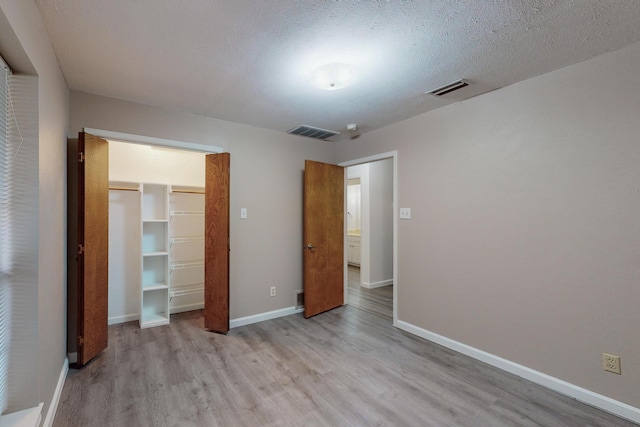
[347, 234, 361, 266]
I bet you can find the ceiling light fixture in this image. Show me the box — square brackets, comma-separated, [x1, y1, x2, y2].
[308, 63, 354, 90]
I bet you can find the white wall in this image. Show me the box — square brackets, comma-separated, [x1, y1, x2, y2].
[108, 189, 140, 324]
[0, 0, 69, 419]
[337, 41, 640, 408]
[69, 91, 336, 320]
[109, 141, 205, 186]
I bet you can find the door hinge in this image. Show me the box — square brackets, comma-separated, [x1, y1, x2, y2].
[78, 152, 84, 163]
[78, 244, 84, 255]
[78, 336, 84, 346]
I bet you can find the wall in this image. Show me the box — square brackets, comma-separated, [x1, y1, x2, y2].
[0, 0, 69, 419]
[69, 91, 336, 319]
[336, 41, 640, 408]
[109, 141, 205, 186]
[368, 159, 393, 286]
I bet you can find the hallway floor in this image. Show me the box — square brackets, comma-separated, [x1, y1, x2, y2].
[347, 265, 393, 321]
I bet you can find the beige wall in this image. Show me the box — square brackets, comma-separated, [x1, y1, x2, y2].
[69, 91, 336, 319]
[0, 0, 69, 418]
[336, 41, 640, 407]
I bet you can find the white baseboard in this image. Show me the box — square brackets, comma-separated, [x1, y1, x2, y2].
[361, 279, 393, 289]
[108, 304, 204, 326]
[67, 352, 77, 364]
[230, 306, 304, 329]
[396, 320, 640, 424]
[108, 313, 138, 325]
[170, 302, 204, 314]
[41, 357, 68, 427]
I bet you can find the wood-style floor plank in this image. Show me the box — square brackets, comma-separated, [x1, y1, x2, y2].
[54, 308, 635, 427]
[347, 266, 393, 321]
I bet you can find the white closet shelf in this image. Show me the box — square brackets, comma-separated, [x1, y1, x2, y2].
[140, 314, 169, 328]
[143, 251, 169, 257]
[109, 181, 141, 192]
[170, 185, 205, 194]
[142, 282, 168, 291]
[170, 260, 205, 270]
[170, 211, 204, 216]
[143, 219, 169, 223]
[170, 287, 204, 298]
[170, 236, 204, 244]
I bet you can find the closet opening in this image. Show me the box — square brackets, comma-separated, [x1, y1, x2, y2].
[108, 141, 207, 328]
[68, 130, 226, 367]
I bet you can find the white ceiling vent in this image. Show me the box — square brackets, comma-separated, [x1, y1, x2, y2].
[426, 79, 470, 96]
[287, 125, 340, 140]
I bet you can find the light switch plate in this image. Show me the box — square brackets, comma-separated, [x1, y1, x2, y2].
[400, 208, 411, 219]
[240, 208, 247, 219]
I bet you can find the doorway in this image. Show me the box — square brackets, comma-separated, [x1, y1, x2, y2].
[340, 152, 397, 325]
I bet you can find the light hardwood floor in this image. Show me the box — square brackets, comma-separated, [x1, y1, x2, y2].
[54, 308, 634, 426]
[347, 265, 393, 321]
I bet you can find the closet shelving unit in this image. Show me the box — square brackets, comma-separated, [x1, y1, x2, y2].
[140, 183, 171, 328]
[168, 186, 205, 314]
[108, 182, 205, 329]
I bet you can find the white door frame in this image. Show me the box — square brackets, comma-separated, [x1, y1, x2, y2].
[339, 151, 398, 327]
[84, 128, 223, 153]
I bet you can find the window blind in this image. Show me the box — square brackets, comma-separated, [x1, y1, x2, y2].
[0, 54, 39, 416]
[0, 54, 11, 414]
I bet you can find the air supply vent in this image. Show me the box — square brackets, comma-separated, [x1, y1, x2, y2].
[287, 125, 340, 140]
[426, 79, 470, 96]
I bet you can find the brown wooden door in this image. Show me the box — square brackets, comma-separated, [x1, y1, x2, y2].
[77, 132, 109, 366]
[204, 153, 230, 333]
[303, 160, 344, 318]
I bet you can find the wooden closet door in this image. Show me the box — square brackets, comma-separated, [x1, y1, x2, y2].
[77, 132, 109, 366]
[204, 153, 230, 333]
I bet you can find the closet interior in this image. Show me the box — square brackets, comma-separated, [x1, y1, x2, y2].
[108, 141, 206, 328]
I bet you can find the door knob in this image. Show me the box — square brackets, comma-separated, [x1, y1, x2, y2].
[305, 244, 316, 250]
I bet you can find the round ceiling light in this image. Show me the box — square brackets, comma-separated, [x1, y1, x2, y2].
[308, 63, 354, 90]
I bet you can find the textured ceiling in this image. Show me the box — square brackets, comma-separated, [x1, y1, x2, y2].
[36, 0, 640, 141]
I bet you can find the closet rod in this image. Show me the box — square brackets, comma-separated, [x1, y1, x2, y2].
[109, 186, 139, 192]
[172, 189, 205, 195]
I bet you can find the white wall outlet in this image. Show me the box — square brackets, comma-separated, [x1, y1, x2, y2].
[602, 353, 621, 375]
[240, 208, 247, 219]
[270, 286, 276, 297]
[400, 208, 411, 219]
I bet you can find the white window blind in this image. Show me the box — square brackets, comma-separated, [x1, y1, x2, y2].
[0, 53, 39, 416]
[0, 54, 11, 415]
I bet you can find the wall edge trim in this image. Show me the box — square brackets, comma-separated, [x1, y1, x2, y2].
[108, 313, 138, 325]
[230, 306, 304, 329]
[361, 279, 393, 289]
[84, 128, 223, 153]
[396, 320, 640, 424]
[41, 357, 68, 427]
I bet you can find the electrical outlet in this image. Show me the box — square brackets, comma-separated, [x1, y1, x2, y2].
[602, 353, 621, 375]
[400, 207, 411, 219]
[270, 286, 276, 297]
